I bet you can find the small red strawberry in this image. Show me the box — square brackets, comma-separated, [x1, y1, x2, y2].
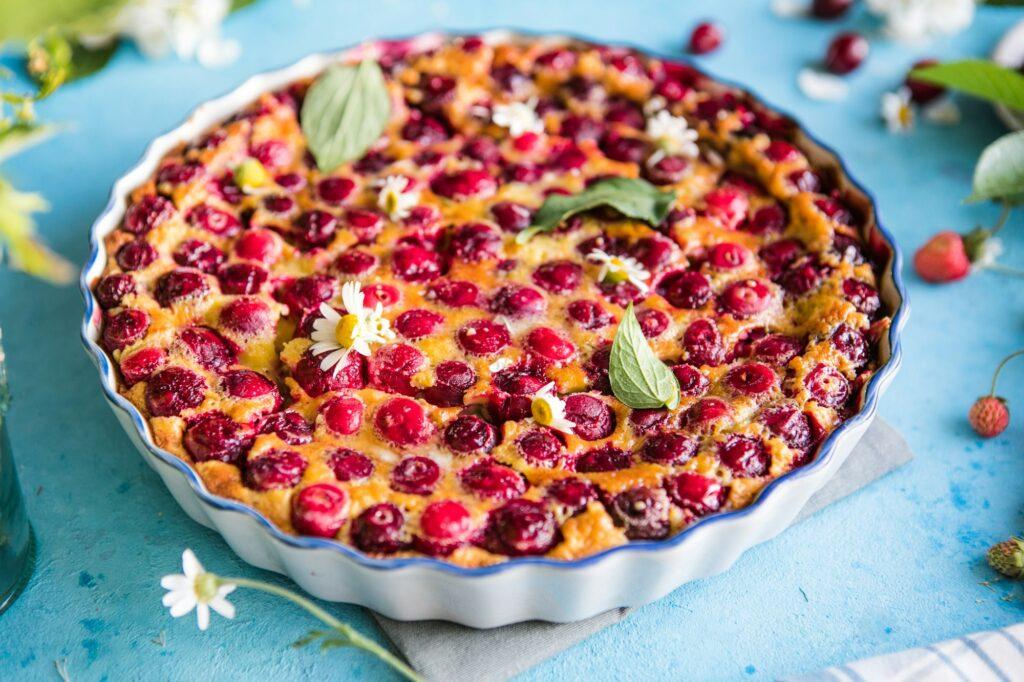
[914, 231, 970, 283]
[969, 396, 1009, 438]
[970, 349, 1023, 438]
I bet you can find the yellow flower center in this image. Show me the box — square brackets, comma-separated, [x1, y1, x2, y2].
[383, 189, 400, 216]
[604, 258, 630, 284]
[335, 314, 360, 347]
[898, 104, 912, 128]
[531, 397, 554, 426]
[193, 573, 219, 603]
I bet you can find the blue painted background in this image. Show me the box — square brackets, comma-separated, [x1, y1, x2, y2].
[1, 1, 1023, 679]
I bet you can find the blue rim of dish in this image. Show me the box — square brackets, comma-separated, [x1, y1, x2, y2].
[79, 29, 910, 578]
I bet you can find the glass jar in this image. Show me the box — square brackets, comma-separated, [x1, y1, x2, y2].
[0, 330, 34, 613]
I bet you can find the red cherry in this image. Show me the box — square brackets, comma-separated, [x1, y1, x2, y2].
[321, 396, 364, 435]
[824, 32, 869, 75]
[246, 449, 306, 491]
[374, 397, 435, 448]
[689, 22, 724, 55]
[291, 483, 347, 537]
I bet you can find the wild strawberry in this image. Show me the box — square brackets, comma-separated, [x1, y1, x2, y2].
[970, 350, 1023, 438]
[969, 397, 1009, 438]
[913, 231, 969, 283]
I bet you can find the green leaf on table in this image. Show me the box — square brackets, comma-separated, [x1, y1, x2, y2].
[0, 178, 74, 284]
[968, 130, 1024, 205]
[0, 122, 58, 164]
[608, 303, 680, 410]
[300, 60, 391, 173]
[979, 0, 1024, 6]
[230, 0, 260, 11]
[515, 176, 676, 244]
[910, 60, 1024, 109]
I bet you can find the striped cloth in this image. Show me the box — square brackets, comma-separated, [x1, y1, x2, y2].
[793, 623, 1024, 682]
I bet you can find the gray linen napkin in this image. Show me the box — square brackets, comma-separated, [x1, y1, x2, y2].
[374, 418, 912, 682]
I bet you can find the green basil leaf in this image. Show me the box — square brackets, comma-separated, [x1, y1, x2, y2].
[968, 130, 1024, 205]
[300, 60, 391, 173]
[910, 60, 1024, 110]
[608, 303, 680, 410]
[515, 176, 676, 244]
[230, 0, 259, 10]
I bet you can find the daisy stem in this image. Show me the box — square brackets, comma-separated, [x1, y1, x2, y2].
[988, 349, 1024, 397]
[221, 577, 422, 682]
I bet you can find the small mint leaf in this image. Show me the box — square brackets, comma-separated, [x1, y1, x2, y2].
[516, 177, 675, 244]
[608, 303, 680, 409]
[301, 60, 391, 172]
[969, 130, 1024, 205]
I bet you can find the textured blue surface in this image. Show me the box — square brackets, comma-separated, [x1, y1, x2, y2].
[1, 1, 1023, 680]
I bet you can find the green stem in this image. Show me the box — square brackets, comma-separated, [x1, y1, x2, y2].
[988, 349, 1024, 397]
[222, 577, 422, 682]
[990, 202, 1013, 236]
[984, 263, 1024, 279]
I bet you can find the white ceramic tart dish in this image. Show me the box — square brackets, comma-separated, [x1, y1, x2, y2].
[81, 30, 907, 627]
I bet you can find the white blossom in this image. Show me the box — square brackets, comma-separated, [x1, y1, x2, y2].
[645, 110, 699, 158]
[160, 549, 236, 631]
[492, 98, 544, 137]
[375, 175, 419, 220]
[530, 383, 575, 435]
[866, 0, 974, 43]
[84, 0, 240, 68]
[587, 249, 651, 292]
[797, 69, 849, 102]
[881, 88, 915, 133]
[310, 282, 395, 374]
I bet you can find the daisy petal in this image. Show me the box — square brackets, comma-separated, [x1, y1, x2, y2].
[182, 549, 203, 578]
[797, 69, 848, 102]
[209, 596, 236, 619]
[196, 603, 210, 631]
[161, 574, 190, 591]
[169, 594, 198, 617]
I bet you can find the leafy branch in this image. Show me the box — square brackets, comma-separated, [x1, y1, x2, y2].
[911, 59, 1024, 207]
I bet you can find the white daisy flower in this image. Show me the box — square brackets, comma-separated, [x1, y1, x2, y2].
[309, 282, 395, 375]
[492, 98, 544, 137]
[796, 68, 849, 102]
[866, 0, 974, 43]
[160, 549, 236, 631]
[530, 383, 575, 435]
[881, 88, 915, 134]
[375, 175, 419, 220]
[645, 110, 699, 158]
[587, 249, 651, 292]
[87, 0, 240, 68]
